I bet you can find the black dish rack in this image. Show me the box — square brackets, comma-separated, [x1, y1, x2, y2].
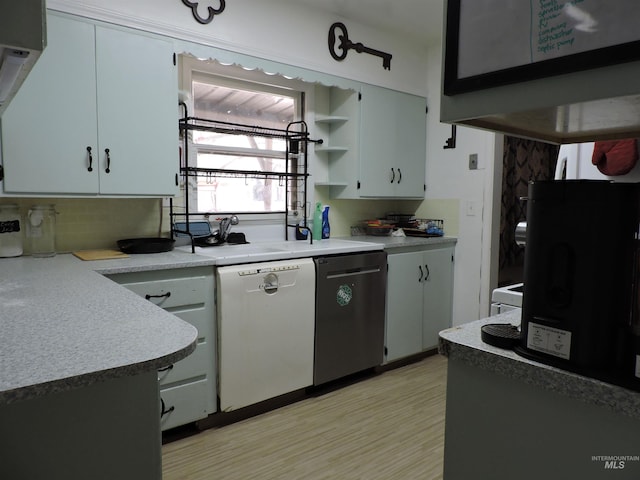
[170, 103, 323, 252]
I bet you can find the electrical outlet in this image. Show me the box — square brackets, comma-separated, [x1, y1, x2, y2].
[469, 153, 478, 170]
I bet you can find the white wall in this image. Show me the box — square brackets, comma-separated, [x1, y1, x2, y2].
[423, 43, 501, 325]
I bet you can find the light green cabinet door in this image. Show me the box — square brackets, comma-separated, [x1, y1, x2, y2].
[394, 92, 427, 198]
[359, 85, 396, 197]
[384, 251, 425, 362]
[422, 247, 454, 350]
[1, 14, 100, 194]
[358, 85, 426, 199]
[1, 13, 178, 196]
[95, 25, 178, 196]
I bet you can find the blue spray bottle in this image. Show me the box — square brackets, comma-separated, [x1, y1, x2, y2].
[322, 205, 330, 239]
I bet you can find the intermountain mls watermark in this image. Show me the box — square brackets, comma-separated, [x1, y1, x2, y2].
[592, 455, 640, 470]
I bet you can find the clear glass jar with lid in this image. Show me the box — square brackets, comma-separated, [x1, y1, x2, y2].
[0, 204, 23, 257]
[27, 204, 57, 258]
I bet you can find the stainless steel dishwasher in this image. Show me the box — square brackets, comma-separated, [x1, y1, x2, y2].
[313, 251, 387, 385]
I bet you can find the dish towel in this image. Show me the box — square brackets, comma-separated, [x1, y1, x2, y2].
[592, 139, 638, 176]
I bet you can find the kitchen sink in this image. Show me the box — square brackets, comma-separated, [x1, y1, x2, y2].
[215, 244, 286, 255]
[176, 237, 384, 265]
[178, 243, 285, 256]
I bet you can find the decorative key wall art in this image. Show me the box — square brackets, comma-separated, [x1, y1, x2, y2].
[328, 22, 392, 70]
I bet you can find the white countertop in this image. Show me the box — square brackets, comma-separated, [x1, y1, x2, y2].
[0, 235, 456, 406]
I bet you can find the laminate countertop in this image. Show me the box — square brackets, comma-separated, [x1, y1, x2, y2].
[353, 235, 457, 251]
[439, 310, 640, 421]
[0, 252, 209, 405]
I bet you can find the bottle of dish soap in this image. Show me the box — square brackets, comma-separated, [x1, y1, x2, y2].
[312, 202, 323, 241]
[322, 205, 330, 239]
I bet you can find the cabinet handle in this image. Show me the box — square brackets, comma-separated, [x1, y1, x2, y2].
[86, 146, 93, 172]
[390, 168, 396, 183]
[397, 168, 402, 184]
[424, 264, 430, 281]
[160, 398, 175, 418]
[105, 148, 111, 173]
[158, 364, 174, 373]
[418, 265, 424, 282]
[145, 292, 171, 300]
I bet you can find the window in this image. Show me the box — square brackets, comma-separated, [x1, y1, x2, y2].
[187, 70, 303, 214]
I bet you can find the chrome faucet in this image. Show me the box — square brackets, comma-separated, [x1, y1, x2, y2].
[218, 215, 239, 242]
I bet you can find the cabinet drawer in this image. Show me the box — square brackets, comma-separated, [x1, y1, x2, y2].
[160, 380, 208, 431]
[174, 308, 212, 340]
[158, 342, 209, 386]
[122, 276, 208, 309]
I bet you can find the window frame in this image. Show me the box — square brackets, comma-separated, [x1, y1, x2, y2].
[179, 55, 312, 219]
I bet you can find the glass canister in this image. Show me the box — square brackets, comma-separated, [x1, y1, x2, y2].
[27, 204, 57, 258]
[0, 204, 23, 257]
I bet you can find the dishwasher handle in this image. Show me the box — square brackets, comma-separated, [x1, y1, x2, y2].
[326, 266, 381, 280]
[261, 273, 279, 294]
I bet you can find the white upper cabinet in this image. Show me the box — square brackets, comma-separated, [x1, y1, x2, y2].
[0, 13, 179, 196]
[358, 85, 426, 198]
[315, 84, 427, 200]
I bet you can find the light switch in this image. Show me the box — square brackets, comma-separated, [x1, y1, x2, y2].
[466, 200, 477, 216]
[469, 153, 478, 170]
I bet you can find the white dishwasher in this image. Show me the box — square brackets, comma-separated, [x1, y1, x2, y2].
[217, 257, 316, 411]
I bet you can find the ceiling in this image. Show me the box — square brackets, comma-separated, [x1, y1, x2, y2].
[290, 0, 445, 47]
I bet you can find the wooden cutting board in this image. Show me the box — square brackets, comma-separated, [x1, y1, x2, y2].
[73, 249, 130, 261]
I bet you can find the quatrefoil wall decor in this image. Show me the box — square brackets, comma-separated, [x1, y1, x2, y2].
[182, 0, 226, 25]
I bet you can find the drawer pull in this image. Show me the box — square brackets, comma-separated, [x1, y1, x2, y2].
[86, 146, 93, 172]
[105, 148, 111, 174]
[160, 398, 175, 418]
[145, 292, 171, 300]
[158, 364, 174, 373]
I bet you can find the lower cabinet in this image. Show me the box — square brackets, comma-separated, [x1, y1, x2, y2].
[107, 266, 216, 431]
[384, 244, 455, 363]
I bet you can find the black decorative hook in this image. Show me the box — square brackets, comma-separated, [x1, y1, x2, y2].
[182, 0, 226, 25]
[328, 22, 392, 70]
[443, 125, 457, 149]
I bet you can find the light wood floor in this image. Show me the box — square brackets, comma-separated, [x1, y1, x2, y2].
[162, 354, 447, 480]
